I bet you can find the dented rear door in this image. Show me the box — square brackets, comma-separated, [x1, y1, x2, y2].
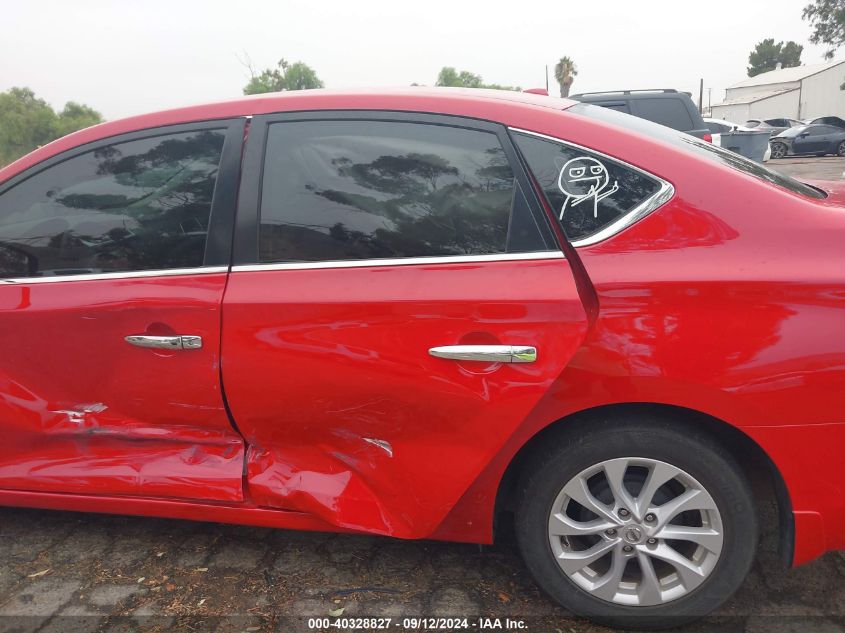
[0, 120, 246, 502]
[221, 112, 589, 537]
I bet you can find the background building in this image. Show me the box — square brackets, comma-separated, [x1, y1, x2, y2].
[711, 59, 845, 122]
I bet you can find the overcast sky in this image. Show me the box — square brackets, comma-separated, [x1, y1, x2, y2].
[1, 0, 834, 120]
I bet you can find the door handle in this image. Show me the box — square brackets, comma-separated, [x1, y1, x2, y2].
[428, 345, 537, 363]
[124, 335, 203, 350]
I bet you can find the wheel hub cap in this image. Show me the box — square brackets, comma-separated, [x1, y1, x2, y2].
[623, 526, 643, 544]
[547, 457, 724, 607]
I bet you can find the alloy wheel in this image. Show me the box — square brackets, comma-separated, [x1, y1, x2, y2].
[547, 457, 724, 607]
[770, 143, 787, 159]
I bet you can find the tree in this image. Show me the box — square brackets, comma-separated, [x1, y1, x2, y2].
[56, 102, 103, 137]
[434, 67, 519, 91]
[803, 0, 845, 58]
[0, 87, 103, 167]
[554, 57, 578, 98]
[242, 59, 324, 95]
[747, 39, 803, 77]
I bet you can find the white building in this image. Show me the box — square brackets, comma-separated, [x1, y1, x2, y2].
[711, 59, 845, 122]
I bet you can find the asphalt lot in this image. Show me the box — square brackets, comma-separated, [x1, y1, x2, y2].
[1, 156, 843, 633]
[769, 155, 845, 180]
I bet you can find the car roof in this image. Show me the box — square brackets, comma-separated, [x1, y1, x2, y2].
[569, 89, 687, 100]
[0, 88, 576, 180]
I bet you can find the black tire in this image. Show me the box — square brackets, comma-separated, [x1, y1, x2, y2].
[515, 415, 758, 630]
[770, 142, 788, 159]
[837, 141, 845, 157]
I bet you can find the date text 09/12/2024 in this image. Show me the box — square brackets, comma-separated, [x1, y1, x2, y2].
[307, 617, 528, 630]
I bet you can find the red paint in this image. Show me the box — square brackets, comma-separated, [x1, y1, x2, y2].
[0, 273, 244, 502]
[222, 258, 587, 537]
[1, 89, 844, 567]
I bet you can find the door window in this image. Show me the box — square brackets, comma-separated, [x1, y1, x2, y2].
[258, 120, 550, 263]
[0, 129, 226, 279]
[513, 132, 663, 242]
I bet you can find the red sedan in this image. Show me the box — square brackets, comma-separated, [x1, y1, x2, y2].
[0, 89, 843, 629]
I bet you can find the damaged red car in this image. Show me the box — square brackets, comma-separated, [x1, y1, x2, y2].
[0, 89, 843, 629]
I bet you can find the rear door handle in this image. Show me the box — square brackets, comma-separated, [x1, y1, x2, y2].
[125, 335, 203, 350]
[428, 345, 537, 363]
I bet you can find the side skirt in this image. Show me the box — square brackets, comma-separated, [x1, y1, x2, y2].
[0, 488, 361, 534]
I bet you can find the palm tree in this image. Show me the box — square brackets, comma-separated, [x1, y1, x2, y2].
[554, 57, 578, 98]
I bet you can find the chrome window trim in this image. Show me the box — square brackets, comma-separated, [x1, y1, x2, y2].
[0, 266, 229, 285]
[508, 127, 675, 248]
[232, 251, 563, 273]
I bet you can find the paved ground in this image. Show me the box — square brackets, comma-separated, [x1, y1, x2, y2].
[2, 156, 844, 633]
[769, 155, 845, 180]
[0, 503, 842, 633]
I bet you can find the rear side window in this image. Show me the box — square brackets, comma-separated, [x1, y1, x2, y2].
[258, 120, 550, 263]
[633, 98, 694, 131]
[513, 132, 663, 242]
[0, 130, 226, 279]
[598, 102, 630, 114]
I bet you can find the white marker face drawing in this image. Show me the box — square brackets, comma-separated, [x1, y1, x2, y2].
[557, 156, 619, 219]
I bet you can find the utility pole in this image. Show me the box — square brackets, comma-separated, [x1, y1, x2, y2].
[545, 65, 549, 93]
[699, 78, 704, 114]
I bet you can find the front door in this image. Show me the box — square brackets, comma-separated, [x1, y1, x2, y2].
[792, 126, 831, 154]
[0, 120, 246, 502]
[221, 113, 590, 537]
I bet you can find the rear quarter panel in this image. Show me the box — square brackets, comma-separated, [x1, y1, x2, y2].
[434, 108, 845, 562]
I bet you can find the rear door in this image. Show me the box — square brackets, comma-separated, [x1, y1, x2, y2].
[221, 112, 590, 537]
[0, 121, 246, 502]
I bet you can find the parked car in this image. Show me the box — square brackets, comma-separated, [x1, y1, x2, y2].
[569, 88, 712, 140]
[807, 115, 845, 128]
[1, 89, 844, 630]
[770, 123, 845, 158]
[703, 117, 772, 161]
[744, 117, 803, 136]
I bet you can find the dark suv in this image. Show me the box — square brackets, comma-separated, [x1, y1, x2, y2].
[569, 89, 711, 140]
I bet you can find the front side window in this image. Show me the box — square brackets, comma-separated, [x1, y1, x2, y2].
[0, 129, 226, 279]
[258, 120, 549, 263]
[513, 132, 662, 242]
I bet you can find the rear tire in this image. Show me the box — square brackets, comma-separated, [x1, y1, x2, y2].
[515, 416, 758, 630]
[837, 141, 845, 157]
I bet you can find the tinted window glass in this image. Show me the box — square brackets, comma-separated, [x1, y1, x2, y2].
[572, 103, 825, 199]
[259, 120, 548, 262]
[513, 133, 662, 242]
[633, 98, 694, 131]
[598, 103, 630, 113]
[0, 130, 225, 278]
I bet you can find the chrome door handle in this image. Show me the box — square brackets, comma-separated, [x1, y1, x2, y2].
[428, 345, 537, 363]
[124, 335, 203, 350]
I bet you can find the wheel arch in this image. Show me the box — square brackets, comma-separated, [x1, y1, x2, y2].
[494, 402, 794, 565]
